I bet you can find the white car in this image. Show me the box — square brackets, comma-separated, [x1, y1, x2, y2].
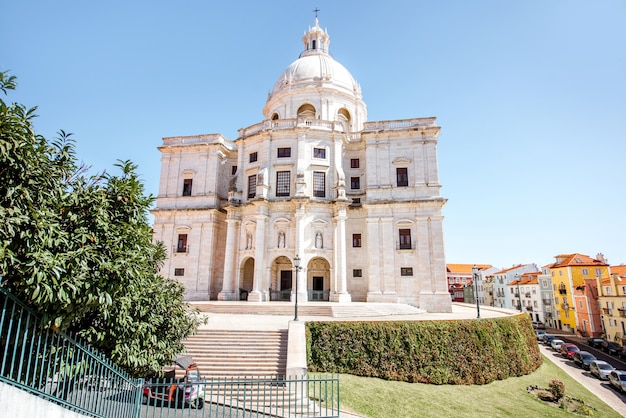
[551, 339, 565, 351]
[535, 330, 546, 340]
[590, 360, 614, 380]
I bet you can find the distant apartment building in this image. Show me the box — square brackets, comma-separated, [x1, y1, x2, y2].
[548, 253, 609, 333]
[573, 278, 602, 338]
[598, 265, 626, 344]
[446, 264, 494, 304]
[492, 264, 540, 309]
[509, 271, 543, 322]
[539, 266, 557, 328]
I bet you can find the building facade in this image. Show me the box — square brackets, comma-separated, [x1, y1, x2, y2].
[492, 264, 539, 309]
[598, 265, 626, 344]
[151, 18, 452, 312]
[548, 253, 609, 333]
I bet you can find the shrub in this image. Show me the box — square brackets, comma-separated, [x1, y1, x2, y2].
[549, 379, 565, 400]
[306, 314, 541, 385]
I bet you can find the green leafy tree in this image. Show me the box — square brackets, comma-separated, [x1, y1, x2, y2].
[0, 71, 202, 377]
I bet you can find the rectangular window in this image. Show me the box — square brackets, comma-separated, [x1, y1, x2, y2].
[596, 268, 602, 276]
[350, 176, 360, 189]
[177, 234, 188, 253]
[396, 167, 408, 187]
[182, 179, 193, 196]
[232, 166, 237, 175]
[398, 228, 411, 249]
[353, 269, 362, 278]
[351, 198, 361, 205]
[277, 147, 291, 158]
[174, 268, 185, 276]
[401, 267, 413, 276]
[313, 148, 326, 159]
[248, 175, 257, 198]
[313, 171, 326, 197]
[350, 158, 360, 168]
[276, 171, 290, 196]
[249, 152, 258, 163]
[352, 233, 362, 247]
[582, 268, 588, 275]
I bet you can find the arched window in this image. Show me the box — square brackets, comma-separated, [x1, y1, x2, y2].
[271, 113, 279, 120]
[297, 104, 316, 119]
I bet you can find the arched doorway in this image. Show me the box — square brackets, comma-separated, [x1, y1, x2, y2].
[307, 257, 331, 301]
[239, 257, 254, 300]
[270, 256, 293, 301]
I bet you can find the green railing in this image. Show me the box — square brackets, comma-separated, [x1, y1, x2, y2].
[0, 286, 141, 418]
[139, 374, 340, 417]
[0, 286, 340, 417]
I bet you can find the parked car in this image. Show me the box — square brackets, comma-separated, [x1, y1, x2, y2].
[560, 343, 580, 359]
[603, 340, 621, 355]
[609, 370, 626, 392]
[543, 334, 556, 345]
[535, 330, 546, 340]
[617, 346, 626, 359]
[590, 360, 614, 380]
[587, 337, 604, 348]
[572, 351, 596, 370]
[551, 339, 565, 351]
[532, 321, 545, 329]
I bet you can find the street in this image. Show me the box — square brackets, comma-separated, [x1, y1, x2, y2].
[539, 335, 626, 416]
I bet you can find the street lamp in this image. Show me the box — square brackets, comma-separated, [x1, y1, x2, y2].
[293, 255, 301, 321]
[472, 265, 481, 319]
[515, 274, 522, 312]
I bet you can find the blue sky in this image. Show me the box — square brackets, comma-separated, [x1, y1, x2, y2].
[3, 1, 625, 269]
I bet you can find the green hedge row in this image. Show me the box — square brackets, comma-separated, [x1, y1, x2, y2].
[305, 315, 541, 385]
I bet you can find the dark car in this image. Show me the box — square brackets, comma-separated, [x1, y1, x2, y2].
[543, 334, 557, 345]
[617, 346, 626, 359]
[587, 337, 604, 348]
[572, 351, 597, 370]
[560, 343, 579, 359]
[603, 340, 621, 355]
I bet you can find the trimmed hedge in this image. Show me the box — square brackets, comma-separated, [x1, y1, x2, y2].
[305, 314, 541, 385]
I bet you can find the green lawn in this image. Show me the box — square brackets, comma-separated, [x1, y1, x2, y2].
[339, 355, 622, 418]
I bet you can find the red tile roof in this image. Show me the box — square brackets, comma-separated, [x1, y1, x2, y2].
[548, 253, 607, 268]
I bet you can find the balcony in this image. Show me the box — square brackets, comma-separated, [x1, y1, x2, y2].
[525, 292, 531, 298]
[542, 299, 552, 306]
[603, 308, 612, 315]
[558, 289, 567, 295]
[618, 309, 626, 318]
[526, 306, 533, 312]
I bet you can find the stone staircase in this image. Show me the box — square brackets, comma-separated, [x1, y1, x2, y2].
[182, 329, 288, 378]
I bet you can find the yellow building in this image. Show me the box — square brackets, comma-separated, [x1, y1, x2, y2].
[598, 265, 626, 345]
[547, 253, 609, 332]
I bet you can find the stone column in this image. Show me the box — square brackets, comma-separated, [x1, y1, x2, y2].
[331, 204, 351, 302]
[380, 217, 397, 301]
[248, 208, 268, 302]
[366, 217, 382, 301]
[218, 215, 239, 300]
[417, 215, 451, 312]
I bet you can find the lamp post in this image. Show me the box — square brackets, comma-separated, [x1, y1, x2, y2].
[472, 265, 481, 319]
[293, 255, 301, 321]
[515, 274, 522, 312]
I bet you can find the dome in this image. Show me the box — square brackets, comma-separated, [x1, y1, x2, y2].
[263, 17, 366, 125]
[270, 53, 360, 98]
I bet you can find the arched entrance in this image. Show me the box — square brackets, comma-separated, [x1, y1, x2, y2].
[307, 257, 331, 301]
[239, 257, 254, 300]
[270, 256, 293, 301]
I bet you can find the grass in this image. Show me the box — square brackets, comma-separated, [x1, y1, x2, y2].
[339, 355, 622, 418]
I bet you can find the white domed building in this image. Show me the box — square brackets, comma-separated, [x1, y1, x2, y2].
[152, 18, 452, 312]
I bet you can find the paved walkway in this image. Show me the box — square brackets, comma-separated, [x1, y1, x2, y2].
[195, 302, 513, 331]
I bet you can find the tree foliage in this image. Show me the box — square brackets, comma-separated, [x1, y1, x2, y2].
[0, 71, 203, 377]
